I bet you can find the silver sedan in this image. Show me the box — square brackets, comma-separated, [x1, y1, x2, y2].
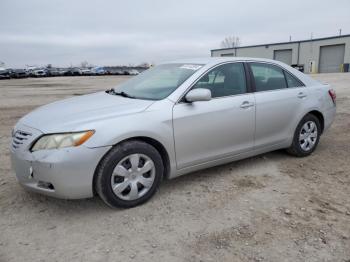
[10, 58, 336, 208]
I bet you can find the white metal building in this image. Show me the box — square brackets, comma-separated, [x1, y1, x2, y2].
[211, 34, 350, 73]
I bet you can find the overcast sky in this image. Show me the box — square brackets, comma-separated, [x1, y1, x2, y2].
[1, 0, 349, 68]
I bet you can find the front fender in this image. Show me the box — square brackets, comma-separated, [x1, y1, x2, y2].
[82, 99, 177, 177]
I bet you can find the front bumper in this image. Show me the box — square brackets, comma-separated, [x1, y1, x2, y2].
[11, 144, 111, 199]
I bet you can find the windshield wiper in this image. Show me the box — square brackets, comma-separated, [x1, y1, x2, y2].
[109, 89, 136, 99]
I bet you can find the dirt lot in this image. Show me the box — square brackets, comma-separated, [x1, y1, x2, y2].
[0, 74, 349, 262]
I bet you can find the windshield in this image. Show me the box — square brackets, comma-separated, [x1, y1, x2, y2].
[112, 63, 203, 100]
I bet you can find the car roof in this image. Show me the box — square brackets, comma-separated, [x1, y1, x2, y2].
[163, 56, 321, 92]
[165, 57, 280, 65]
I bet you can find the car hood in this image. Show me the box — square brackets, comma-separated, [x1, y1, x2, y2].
[19, 91, 155, 133]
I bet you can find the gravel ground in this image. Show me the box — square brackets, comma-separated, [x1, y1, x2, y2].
[0, 74, 349, 262]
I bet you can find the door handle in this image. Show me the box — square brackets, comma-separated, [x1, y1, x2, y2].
[297, 92, 307, 98]
[240, 101, 254, 109]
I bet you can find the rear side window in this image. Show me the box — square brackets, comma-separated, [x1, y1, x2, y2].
[250, 63, 287, 92]
[284, 71, 304, 88]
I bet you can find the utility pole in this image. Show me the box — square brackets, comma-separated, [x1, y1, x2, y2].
[289, 35, 292, 42]
[339, 29, 342, 36]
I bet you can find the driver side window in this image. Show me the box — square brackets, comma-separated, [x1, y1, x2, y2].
[192, 63, 247, 98]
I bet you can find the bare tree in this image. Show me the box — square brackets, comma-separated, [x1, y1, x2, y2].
[220, 36, 241, 48]
[0, 61, 5, 68]
[80, 61, 89, 68]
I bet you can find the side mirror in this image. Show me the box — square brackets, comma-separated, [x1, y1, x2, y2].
[185, 88, 212, 102]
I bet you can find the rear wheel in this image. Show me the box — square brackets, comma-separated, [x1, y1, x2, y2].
[95, 140, 163, 208]
[287, 114, 321, 157]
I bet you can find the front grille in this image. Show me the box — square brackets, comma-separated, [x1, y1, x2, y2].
[12, 130, 32, 149]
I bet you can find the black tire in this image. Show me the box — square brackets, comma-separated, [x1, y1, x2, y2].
[287, 114, 321, 157]
[95, 140, 164, 208]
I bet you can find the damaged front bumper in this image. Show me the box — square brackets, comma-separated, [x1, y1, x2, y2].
[10, 123, 111, 199]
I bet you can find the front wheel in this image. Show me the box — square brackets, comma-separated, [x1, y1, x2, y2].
[95, 140, 164, 208]
[287, 114, 321, 157]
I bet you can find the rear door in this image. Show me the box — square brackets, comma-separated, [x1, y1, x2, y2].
[248, 62, 306, 148]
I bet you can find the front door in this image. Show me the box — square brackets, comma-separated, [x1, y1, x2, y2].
[172, 62, 255, 169]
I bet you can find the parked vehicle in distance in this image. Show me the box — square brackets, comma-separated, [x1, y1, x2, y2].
[113, 69, 124, 75]
[0, 68, 10, 79]
[32, 69, 47, 77]
[11, 57, 336, 208]
[46, 68, 61, 77]
[109, 69, 123, 75]
[9, 69, 28, 78]
[58, 68, 68, 76]
[25, 67, 36, 77]
[92, 66, 107, 75]
[81, 68, 93, 76]
[64, 67, 82, 76]
[128, 69, 139, 75]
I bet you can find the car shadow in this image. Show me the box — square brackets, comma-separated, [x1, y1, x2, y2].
[22, 150, 288, 213]
[159, 150, 287, 194]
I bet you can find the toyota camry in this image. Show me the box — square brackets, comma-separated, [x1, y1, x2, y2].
[11, 58, 336, 208]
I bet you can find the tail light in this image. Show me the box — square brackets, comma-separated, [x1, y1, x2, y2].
[328, 89, 336, 105]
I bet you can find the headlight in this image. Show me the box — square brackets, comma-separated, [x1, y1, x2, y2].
[31, 130, 95, 152]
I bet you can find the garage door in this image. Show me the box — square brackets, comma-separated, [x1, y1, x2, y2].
[319, 44, 345, 73]
[273, 49, 292, 65]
